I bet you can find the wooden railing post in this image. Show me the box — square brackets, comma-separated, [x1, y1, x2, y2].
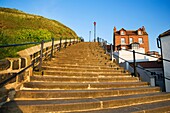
[110, 44, 114, 61]
[39, 40, 44, 71]
[50, 38, 54, 59]
[64, 38, 67, 48]
[70, 38, 71, 46]
[74, 37, 75, 44]
[59, 38, 62, 51]
[105, 41, 107, 54]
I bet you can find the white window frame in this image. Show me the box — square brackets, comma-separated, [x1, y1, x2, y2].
[121, 38, 125, 44]
[138, 38, 143, 44]
[129, 38, 133, 44]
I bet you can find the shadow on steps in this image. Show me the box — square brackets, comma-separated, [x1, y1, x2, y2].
[0, 100, 23, 113]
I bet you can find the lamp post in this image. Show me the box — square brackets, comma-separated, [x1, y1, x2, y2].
[89, 31, 91, 42]
[94, 22, 96, 42]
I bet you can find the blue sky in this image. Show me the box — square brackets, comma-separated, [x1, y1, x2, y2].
[1, 0, 170, 52]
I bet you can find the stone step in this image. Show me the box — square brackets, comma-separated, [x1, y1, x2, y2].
[41, 67, 126, 73]
[36, 71, 130, 77]
[1, 93, 170, 113]
[42, 64, 120, 70]
[41, 70, 129, 75]
[78, 100, 170, 113]
[55, 53, 105, 56]
[54, 54, 107, 57]
[50, 59, 109, 64]
[15, 87, 160, 99]
[133, 105, 170, 113]
[23, 82, 149, 90]
[30, 75, 139, 83]
[55, 52, 107, 56]
[34, 74, 131, 78]
[42, 66, 124, 72]
[43, 62, 119, 68]
[51, 57, 106, 61]
[50, 59, 109, 63]
[50, 62, 110, 66]
[47, 62, 112, 66]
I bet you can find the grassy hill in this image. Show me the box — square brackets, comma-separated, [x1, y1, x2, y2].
[0, 7, 78, 59]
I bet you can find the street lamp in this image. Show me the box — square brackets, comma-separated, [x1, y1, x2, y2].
[94, 22, 96, 42]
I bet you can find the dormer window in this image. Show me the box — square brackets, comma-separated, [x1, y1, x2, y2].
[138, 30, 142, 35]
[121, 31, 125, 35]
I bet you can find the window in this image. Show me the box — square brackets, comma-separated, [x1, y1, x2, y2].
[138, 31, 142, 35]
[121, 38, 125, 44]
[132, 43, 139, 49]
[121, 31, 125, 35]
[138, 38, 143, 44]
[129, 38, 133, 44]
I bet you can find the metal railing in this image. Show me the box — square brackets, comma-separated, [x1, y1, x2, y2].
[97, 37, 170, 91]
[0, 37, 81, 88]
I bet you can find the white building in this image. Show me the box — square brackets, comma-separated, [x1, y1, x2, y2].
[158, 29, 170, 92]
[113, 43, 158, 64]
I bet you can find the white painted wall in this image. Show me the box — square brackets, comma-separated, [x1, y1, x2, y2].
[113, 48, 158, 63]
[161, 35, 170, 92]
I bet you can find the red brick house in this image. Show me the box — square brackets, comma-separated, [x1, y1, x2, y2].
[113, 26, 149, 53]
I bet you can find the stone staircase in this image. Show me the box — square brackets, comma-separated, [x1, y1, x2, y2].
[1, 42, 170, 113]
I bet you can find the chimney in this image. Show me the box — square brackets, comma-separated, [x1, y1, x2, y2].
[142, 26, 145, 32]
[114, 26, 116, 32]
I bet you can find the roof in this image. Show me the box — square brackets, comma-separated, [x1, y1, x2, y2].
[130, 61, 163, 68]
[114, 30, 148, 35]
[159, 29, 170, 38]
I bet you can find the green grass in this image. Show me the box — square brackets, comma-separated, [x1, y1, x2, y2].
[0, 7, 78, 59]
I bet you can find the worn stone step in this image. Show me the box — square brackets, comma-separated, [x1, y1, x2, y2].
[42, 66, 124, 72]
[51, 59, 109, 64]
[55, 54, 105, 57]
[34, 73, 131, 78]
[30, 75, 139, 83]
[56, 50, 104, 53]
[51, 58, 105, 62]
[41, 67, 126, 73]
[42, 64, 120, 70]
[78, 100, 170, 113]
[15, 87, 160, 99]
[23, 82, 149, 90]
[42, 70, 129, 75]
[43, 63, 119, 69]
[1, 93, 170, 113]
[36, 71, 130, 77]
[55, 52, 106, 56]
[51, 62, 110, 66]
[48, 62, 111, 66]
[133, 105, 170, 113]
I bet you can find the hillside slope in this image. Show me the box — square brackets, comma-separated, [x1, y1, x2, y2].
[0, 7, 78, 59]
